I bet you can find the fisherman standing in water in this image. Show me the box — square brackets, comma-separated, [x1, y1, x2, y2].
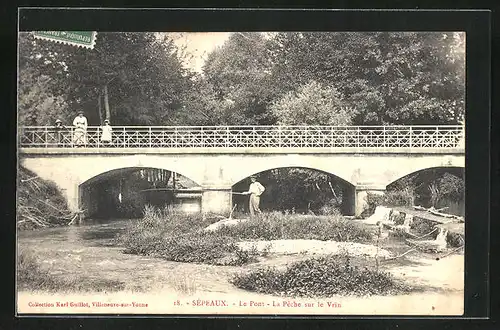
[244, 176, 265, 217]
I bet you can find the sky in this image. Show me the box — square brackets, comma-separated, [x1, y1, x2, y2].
[164, 32, 232, 73]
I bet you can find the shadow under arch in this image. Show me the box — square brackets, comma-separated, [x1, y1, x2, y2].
[386, 166, 465, 216]
[79, 166, 202, 219]
[386, 166, 465, 190]
[231, 166, 356, 216]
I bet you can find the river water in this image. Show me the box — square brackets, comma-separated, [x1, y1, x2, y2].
[18, 218, 133, 248]
[17, 218, 244, 294]
[16, 218, 464, 315]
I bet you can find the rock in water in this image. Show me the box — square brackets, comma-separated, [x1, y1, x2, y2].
[360, 206, 393, 225]
[406, 228, 448, 253]
[204, 218, 250, 231]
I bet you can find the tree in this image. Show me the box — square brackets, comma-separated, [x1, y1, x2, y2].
[270, 80, 354, 125]
[18, 32, 194, 126]
[18, 67, 71, 125]
[202, 32, 276, 125]
[267, 32, 465, 125]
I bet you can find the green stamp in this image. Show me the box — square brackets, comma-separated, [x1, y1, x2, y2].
[33, 31, 97, 49]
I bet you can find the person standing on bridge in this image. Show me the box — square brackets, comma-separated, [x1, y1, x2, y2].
[54, 119, 67, 146]
[244, 176, 265, 217]
[72, 111, 88, 147]
[100, 119, 113, 146]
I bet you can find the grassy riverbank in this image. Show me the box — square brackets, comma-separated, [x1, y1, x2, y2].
[116, 205, 412, 297]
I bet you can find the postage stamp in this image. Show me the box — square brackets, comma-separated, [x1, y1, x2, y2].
[17, 28, 468, 316]
[33, 31, 97, 49]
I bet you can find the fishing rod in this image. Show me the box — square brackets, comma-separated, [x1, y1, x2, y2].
[138, 188, 249, 194]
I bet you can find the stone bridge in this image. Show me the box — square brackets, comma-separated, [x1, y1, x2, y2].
[19, 125, 465, 216]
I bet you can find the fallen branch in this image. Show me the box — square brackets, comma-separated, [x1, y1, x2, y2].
[328, 181, 338, 199]
[20, 176, 39, 183]
[436, 245, 464, 260]
[35, 197, 68, 214]
[413, 205, 464, 222]
[22, 214, 48, 227]
[382, 248, 416, 261]
[414, 227, 439, 240]
[67, 213, 79, 226]
[382, 223, 418, 238]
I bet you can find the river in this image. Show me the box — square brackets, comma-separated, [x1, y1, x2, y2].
[16, 218, 464, 315]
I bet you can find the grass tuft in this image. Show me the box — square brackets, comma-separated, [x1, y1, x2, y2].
[231, 254, 412, 297]
[215, 212, 372, 242]
[17, 248, 125, 292]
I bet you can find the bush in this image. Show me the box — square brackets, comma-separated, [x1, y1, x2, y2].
[231, 254, 411, 297]
[361, 189, 415, 218]
[17, 166, 73, 229]
[318, 203, 342, 216]
[124, 231, 259, 266]
[410, 217, 438, 237]
[119, 205, 258, 266]
[362, 193, 385, 217]
[446, 232, 464, 248]
[214, 212, 372, 242]
[17, 249, 61, 291]
[384, 189, 414, 207]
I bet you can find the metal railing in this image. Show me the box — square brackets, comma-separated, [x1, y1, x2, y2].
[18, 125, 465, 149]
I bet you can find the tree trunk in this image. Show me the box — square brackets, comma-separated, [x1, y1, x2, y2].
[97, 94, 103, 124]
[103, 84, 111, 121]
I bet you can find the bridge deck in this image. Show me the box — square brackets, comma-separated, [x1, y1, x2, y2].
[19, 125, 464, 150]
[19, 147, 465, 155]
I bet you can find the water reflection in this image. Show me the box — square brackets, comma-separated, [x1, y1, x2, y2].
[17, 218, 137, 247]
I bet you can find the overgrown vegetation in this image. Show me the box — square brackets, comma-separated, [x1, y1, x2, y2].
[215, 212, 372, 242]
[119, 205, 261, 266]
[17, 248, 125, 292]
[363, 168, 465, 219]
[119, 206, 373, 266]
[231, 254, 412, 297]
[17, 166, 76, 230]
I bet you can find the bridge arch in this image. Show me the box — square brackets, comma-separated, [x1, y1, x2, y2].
[386, 165, 465, 189]
[76, 154, 206, 187]
[79, 165, 203, 219]
[231, 165, 356, 215]
[227, 157, 356, 187]
[383, 155, 465, 188]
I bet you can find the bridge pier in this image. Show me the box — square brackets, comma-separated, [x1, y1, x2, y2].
[355, 185, 386, 217]
[201, 188, 232, 216]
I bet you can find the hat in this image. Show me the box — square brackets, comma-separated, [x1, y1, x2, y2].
[250, 175, 257, 179]
[104, 119, 110, 123]
[55, 119, 62, 123]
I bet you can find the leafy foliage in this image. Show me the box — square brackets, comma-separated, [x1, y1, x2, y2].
[202, 32, 276, 125]
[215, 212, 372, 242]
[231, 254, 411, 297]
[18, 32, 194, 126]
[18, 68, 71, 125]
[267, 32, 465, 125]
[270, 80, 354, 125]
[119, 206, 257, 266]
[233, 168, 346, 214]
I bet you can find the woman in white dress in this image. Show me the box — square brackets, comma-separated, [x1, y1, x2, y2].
[100, 119, 113, 145]
[72, 111, 88, 147]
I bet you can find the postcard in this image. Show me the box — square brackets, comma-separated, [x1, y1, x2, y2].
[17, 26, 466, 316]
